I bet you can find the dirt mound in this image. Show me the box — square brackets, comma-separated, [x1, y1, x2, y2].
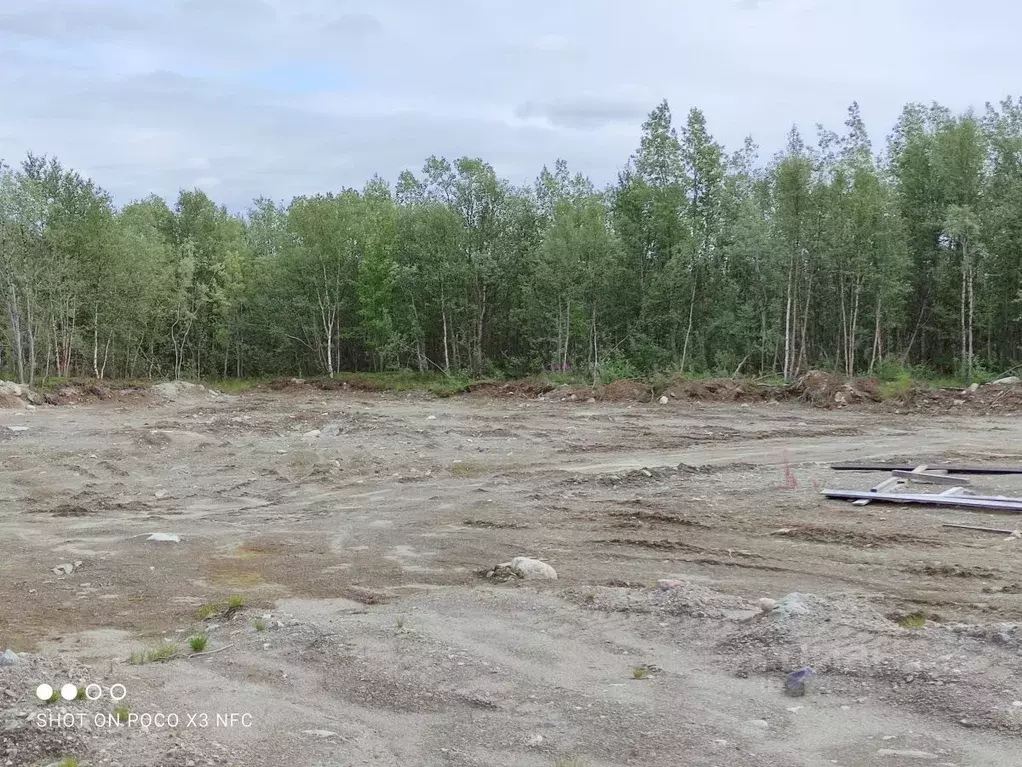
[882, 381, 1022, 415]
[153, 381, 218, 401]
[465, 379, 556, 398]
[597, 379, 650, 402]
[668, 377, 771, 402]
[0, 380, 43, 408]
[789, 370, 880, 408]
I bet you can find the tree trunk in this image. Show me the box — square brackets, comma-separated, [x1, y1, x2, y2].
[783, 250, 796, 380]
[679, 278, 697, 375]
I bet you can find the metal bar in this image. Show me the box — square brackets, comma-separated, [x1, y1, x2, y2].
[852, 476, 904, 506]
[891, 470, 972, 486]
[942, 523, 1018, 534]
[823, 489, 1022, 513]
[831, 462, 1022, 475]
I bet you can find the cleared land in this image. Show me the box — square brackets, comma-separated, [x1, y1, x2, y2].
[1, 383, 1021, 766]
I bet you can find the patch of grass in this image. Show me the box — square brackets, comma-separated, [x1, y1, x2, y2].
[196, 601, 220, 620]
[76, 686, 86, 700]
[55, 758, 81, 767]
[396, 615, 405, 630]
[631, 665, 650, 680]
[227, 594, 246, 609]
[188, 634, 209, 652]
[113, 703, 131, 723]
[129, 642, 179, 664]
[44, 688, 60, 704]
[450, 460, 489, 478]
[253, 619, 267, 632]
[893, 611, 929, 629]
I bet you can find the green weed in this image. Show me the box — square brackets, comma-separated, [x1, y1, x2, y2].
[188, 634, 209, 652]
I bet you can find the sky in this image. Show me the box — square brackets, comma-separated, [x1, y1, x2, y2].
[1, 0, 1020, 210]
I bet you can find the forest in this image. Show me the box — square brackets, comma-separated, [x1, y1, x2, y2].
[2, 97, 1021, 386]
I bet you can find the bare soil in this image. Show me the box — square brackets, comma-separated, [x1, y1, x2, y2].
[2, 386, 1022, 766]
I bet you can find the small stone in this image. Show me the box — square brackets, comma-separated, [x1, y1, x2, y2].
[146, 533, 180, 543]
[52, 563, 74, 575]
[303, 429, 321, 438]
[745, 719, 769, 729]
[301, 730, 337, 738]
[901, 661, 923, 674]
[657, 579, 684, 590]
[993, 376, 1021, 385]
[758, 598, 777, 613]
[769, 593, 810, 620]
[501, 556, 557, 580]
[658, 395, 669, 405]
[0, 650, 19, 666]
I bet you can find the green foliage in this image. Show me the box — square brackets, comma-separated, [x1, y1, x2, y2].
[6, 98, 1022, 384]
[188, 634, 209, 652]
[129, 642, 179, 664]
[113, 704, 131, 723]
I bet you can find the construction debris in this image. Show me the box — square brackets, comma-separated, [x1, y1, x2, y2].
[942, 523, 1021, 536]
[823, 489, 1022, 513]
[891, 469, 971, 486]
[831, 462, 1022, 475]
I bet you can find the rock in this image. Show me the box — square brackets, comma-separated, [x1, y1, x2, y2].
[758, 598, 777, 613]
[0, 381, 22, 397]
[587, 397, 596, 403]
[657, 579, 684, 590]
[146, 533, 180, 543]
[320, 423, 343, 437]
[24, 390, 44, 406]
[658, 395, 669, 405]
[901, 660, 923, 674]
[52, 563, 74, 575]
[303, 429, 321, 438]
[7, 425, 28, 432]
[964, 382, 980, 393]
[876, 749, 937, 760]
[502, 557, 557, 580]
[0, 650, 20, 666]
[301, 730, 337, 738]
[992, 376, 1021, 385]
[768, 593, 810, 621]
[745, 719, 769, 729]
[153, 381, 211, 401]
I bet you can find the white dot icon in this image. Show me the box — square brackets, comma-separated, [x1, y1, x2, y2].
[35, 684, 53, 701]
[60, 684, 78, 701]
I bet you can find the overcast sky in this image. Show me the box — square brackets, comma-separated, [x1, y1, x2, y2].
[1, 0, 1019, 210]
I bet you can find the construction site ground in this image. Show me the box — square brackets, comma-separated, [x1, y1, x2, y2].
[1, 381, 1021, 766]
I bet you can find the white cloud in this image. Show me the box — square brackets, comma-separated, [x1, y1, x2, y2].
[2, 0, 1020, 209]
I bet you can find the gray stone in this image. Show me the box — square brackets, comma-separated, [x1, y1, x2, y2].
[52, 563, 74, 575]
[0, 649, 20, 666]
[147, 533, 180, 543]
[320, 423, 343, 437]
[768, 593, 811, 621]
[501, 556, 557, 580]
[992, 376, 1021, 385]
[658, 395, 669, 404]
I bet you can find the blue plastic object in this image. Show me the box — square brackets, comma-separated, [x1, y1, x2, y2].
[784, 667, 815, 696]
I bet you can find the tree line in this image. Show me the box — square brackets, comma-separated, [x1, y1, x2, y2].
[3, 97, 1022, 386]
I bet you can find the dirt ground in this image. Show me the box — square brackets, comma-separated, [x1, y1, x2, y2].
[2, 384, 1022, 766]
